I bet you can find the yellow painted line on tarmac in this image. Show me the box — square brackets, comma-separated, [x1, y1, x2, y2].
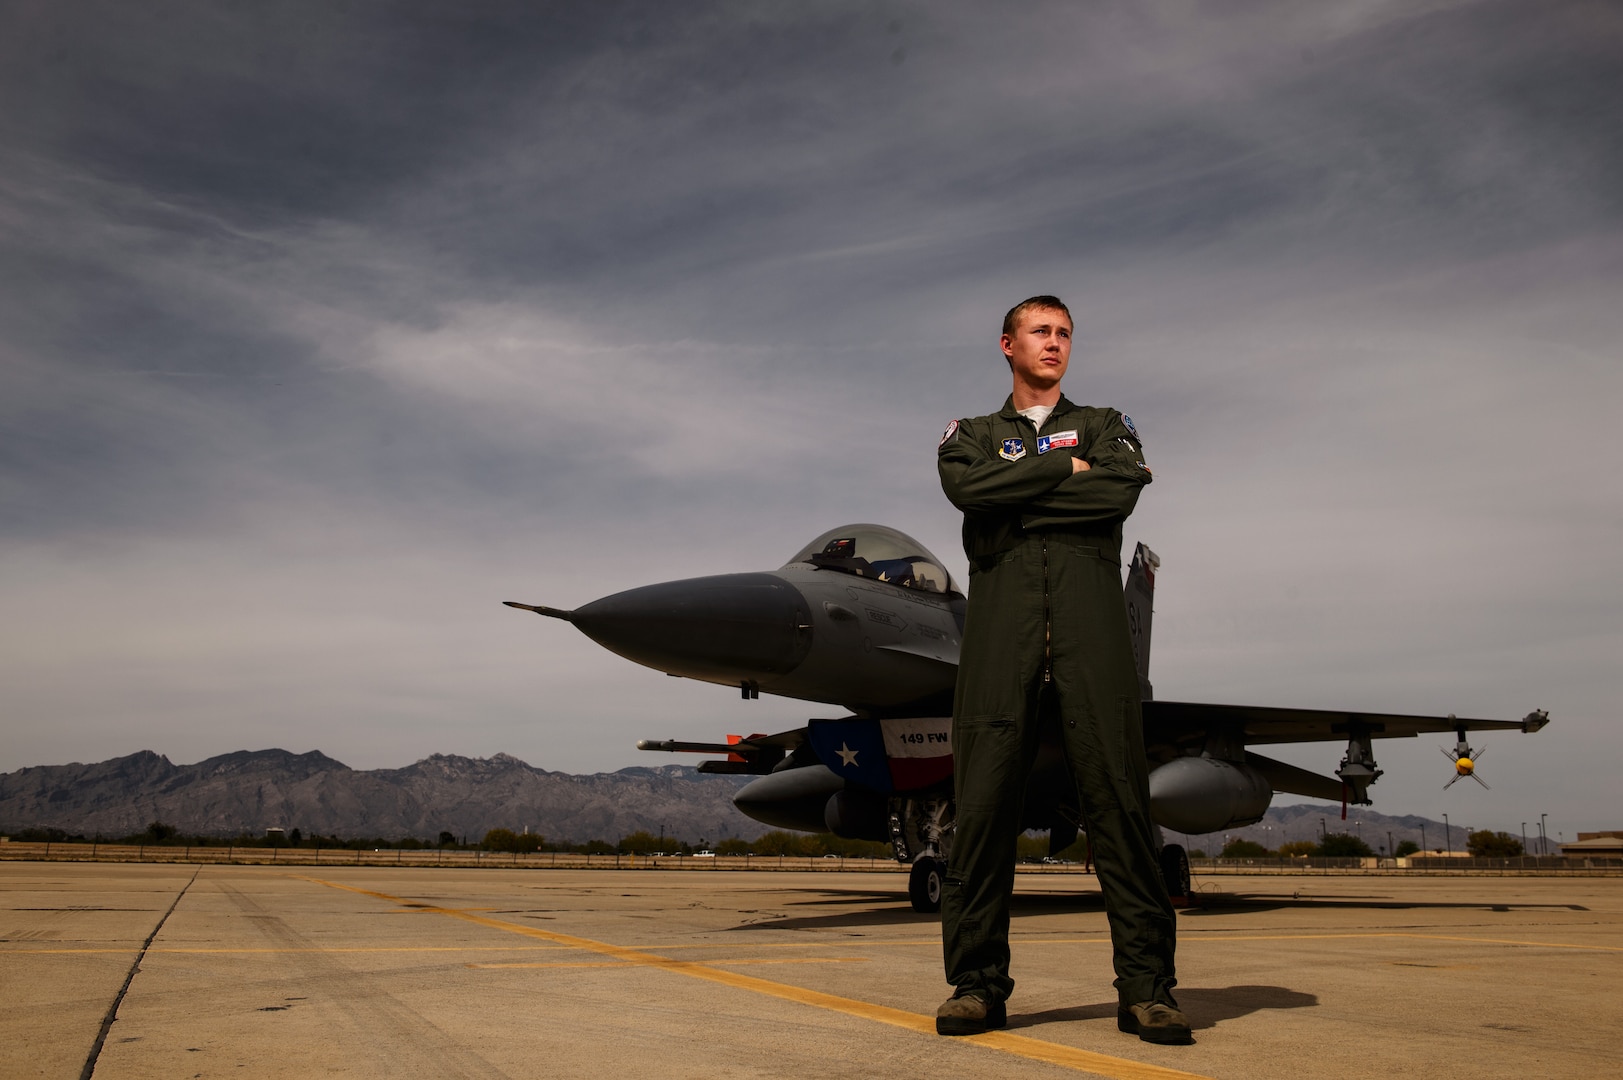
[1156, 932, 1623, 953]
[468, 960, 636, 970]
[648, 932, 1623, 954]
[615, 936, 948, 949]
[469, 956, 870, 970]
[10, 930, 1613, 958]
[4, 945, 566, 955]
[298, 875, 1213, 1080]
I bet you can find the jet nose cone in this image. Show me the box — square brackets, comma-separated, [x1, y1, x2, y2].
[572, 572, 812, 683]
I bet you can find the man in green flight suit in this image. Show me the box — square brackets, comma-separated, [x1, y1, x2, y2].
[933, 295, 1188, 1044]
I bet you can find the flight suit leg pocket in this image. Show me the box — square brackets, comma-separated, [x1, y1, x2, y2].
[1115, 695, 1149, 781]
[951, 714, 1021, 813]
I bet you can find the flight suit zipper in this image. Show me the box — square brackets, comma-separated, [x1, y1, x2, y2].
[1026, 412, 1054, 685]
[1042, 534, 1052, 683]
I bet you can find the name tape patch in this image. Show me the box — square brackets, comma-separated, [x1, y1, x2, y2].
[1037, 429, 1078, 454]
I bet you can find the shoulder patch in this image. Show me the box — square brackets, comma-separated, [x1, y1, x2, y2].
[1121, 413, 1140, 441]
[938, 419, 959, 448]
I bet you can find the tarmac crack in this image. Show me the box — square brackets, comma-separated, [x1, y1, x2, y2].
[79, 867, 198, 1080]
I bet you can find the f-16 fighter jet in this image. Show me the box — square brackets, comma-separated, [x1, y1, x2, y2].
[507, 523, 1547, 910]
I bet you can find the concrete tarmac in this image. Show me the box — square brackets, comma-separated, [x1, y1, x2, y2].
[3, 863, 1618, 1080]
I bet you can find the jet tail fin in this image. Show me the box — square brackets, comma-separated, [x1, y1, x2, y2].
[1125, 543, 1158, 700]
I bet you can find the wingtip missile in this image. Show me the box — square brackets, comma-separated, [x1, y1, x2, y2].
[1442, 727, 1493, 790]
[503, 601, 575, 622]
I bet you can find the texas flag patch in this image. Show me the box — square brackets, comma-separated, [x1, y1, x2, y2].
[1036, 429, 1078, 454]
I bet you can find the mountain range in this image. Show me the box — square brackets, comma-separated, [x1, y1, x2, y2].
[0, 748, 1485, 854]
[0, 749, 761, 845]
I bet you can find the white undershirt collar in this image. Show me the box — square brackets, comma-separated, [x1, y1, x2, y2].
[1017, 403, 1055, 431]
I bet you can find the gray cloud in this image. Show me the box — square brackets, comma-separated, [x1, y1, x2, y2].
[2, 1, 1619, 839]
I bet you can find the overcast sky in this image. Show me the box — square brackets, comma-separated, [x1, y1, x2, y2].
[3, 1, 1619, 838]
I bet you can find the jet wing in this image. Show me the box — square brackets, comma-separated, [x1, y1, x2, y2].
[1144, 701, 1548, 745]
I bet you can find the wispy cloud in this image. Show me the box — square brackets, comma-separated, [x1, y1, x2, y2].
[2, 1, 1619, 831]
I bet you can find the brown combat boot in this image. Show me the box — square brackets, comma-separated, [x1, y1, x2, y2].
[935, 992, 1007, 1036]
[1117, 1000, 1193, 1044]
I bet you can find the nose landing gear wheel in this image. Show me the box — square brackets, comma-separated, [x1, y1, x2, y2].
[909, 857, 944, 913]
[1159, 843, 1191, 902]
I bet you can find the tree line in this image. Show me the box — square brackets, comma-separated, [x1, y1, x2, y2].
[3, 821, 899, 858]
[1199, 829, 1528, 859]
[6, 823, 1533, 860]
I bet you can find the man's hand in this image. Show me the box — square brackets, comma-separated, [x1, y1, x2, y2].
[1071, 457, 1091, 474]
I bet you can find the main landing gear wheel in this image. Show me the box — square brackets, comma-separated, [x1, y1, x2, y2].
[1159, 843, 1191, 902]
[909, 858, 944, 913]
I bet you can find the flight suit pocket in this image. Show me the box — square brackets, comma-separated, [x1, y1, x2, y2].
[952, 715, 1021, 812]
[1061, 541, 1120, 567]
[1115, 695, 1147, 785]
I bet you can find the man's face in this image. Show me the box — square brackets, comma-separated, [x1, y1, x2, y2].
[1001, 306, 1073, 388]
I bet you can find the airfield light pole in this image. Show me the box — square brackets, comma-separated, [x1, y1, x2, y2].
[1387, 831, 1394, 858]
[1522, 822, 1528, 857]
[1443, 813, 1451, 856]
[1541, 813, 1549, 856]
[1420, 823, 1427, 853]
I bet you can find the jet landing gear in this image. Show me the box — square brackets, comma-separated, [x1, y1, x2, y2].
[1159, 844, 1192, 904]
[891, 796, 952, 914]
[909, 858, 945, 913]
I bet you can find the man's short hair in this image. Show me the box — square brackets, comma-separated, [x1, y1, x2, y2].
[1002, 295, 1072, 338]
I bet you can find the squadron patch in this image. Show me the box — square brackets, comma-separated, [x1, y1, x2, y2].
[999, 437, 1026, 462]
[938, 419, 959, 448]
[1121, 414, 1141, 441]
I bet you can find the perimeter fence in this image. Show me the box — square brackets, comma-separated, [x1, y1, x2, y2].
[1193, 855, 1623, 877]
[0, 842, 901, 872]
[3, 841, 1621, 876]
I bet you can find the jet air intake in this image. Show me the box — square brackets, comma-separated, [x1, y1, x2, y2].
[1148, 755, 1272, 835]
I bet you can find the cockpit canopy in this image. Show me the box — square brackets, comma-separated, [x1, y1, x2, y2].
[784, 524, 961, 596]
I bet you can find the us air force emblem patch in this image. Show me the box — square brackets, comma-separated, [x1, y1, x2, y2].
[1121, 414, 1140, 440]
[999, 437, 1025, 461]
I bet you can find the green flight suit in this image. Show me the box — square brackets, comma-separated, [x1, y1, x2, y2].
[936, 394, 1177, 1008]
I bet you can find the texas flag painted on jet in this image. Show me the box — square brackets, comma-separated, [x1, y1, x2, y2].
[808, 719, 891, 791]
[808, 717, 953, 793]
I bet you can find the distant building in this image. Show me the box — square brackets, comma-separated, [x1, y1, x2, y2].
[1560, 831, 1623, 856]
[265, 827, 286, 842]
